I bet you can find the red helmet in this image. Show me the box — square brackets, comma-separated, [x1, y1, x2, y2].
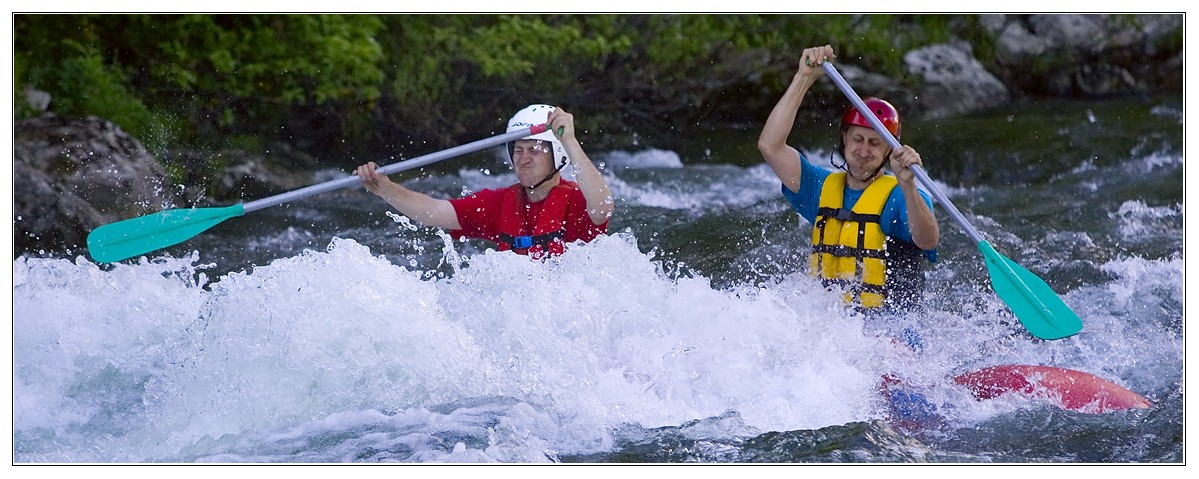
[841, 97, 901, 140]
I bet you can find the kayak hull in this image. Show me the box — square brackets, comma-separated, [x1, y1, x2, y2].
[952, 364, 1152, 413]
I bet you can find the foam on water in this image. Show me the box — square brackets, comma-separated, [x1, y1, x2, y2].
[12, 145, 1182, 463]
[12, 232, 942, 462]
[597, 148, 684, 170]
[15, 229, 1177, 462]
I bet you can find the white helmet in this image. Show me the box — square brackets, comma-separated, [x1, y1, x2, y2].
[506, 104, 570, 170]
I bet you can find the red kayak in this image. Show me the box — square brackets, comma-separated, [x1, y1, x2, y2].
[953, 365, 1152, 413]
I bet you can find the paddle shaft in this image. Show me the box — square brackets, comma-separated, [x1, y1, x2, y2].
[241, 125, 547, 214]
[820, 63, 984, 245]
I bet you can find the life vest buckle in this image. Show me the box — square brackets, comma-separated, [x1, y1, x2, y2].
[832, 208, 856, 221]
[512, 235, 534, 249]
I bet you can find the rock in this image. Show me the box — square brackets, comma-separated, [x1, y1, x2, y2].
[13, 114, 181, 257]
[977, 14, 1008, 35]
[995, 20, 1053, 65]
[161, 146, 326, 206]
[991, 13, 1180, 97]
[22, 85, 51, 112]
[821, 63, 917, 117]
[13, 113, 327, 258]
[215, 143, 323, 200]
[836, 64, 914, 103]
[1027, 14, 1106, 52]
[159, 144, 322, 203]
[904, 43, 1010, 119]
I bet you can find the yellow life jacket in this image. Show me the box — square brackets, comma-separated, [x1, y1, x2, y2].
[810, 173, 898, 309]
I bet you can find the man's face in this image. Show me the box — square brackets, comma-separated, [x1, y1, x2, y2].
[511, 139, 555, 187]
[841, 125, 889, 178]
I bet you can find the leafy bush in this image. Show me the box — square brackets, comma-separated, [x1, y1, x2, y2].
[20, 14, 1174, 173]
[20, 40, 178, 151]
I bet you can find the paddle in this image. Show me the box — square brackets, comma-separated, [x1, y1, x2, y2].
[86, 124, 551, 264]
[820, 62, 1083, 340]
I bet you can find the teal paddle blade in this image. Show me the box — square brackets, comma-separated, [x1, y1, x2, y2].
[86, 204, 245, 263]
[979, 240, 1083, 340]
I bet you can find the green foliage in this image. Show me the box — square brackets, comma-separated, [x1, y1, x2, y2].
[137, 14, 386, 156]
[372, 14, 638, 146]
[15, 14, 386, 155]
[149, 15, 384, 105]
[14, 13, 1180, 176]
[14, 13, 1012, 163]
[945, 16, 998, 68]
[19, 40, 178, 151]
[13, 52, 38, 120]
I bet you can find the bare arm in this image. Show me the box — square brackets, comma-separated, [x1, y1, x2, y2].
[757, 45, 835, 193]
[354, 162, 461, 230]
[549, 108, 613, 226]
[889, 146, 940, 250]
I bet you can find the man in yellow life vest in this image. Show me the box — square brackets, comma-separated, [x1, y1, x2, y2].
[758, 45, 941, 315]
[356, 105, 614, 259]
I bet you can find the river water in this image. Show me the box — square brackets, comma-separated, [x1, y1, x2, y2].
[12, 94, 1184, 463]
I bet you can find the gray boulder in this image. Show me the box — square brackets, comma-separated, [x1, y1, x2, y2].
[992, 13, 1181, 96]
[809, 63, 917, 119]
[13, 113, 328, 259]
[904, 43, 1011, 119]
[13, 114, 180, 257]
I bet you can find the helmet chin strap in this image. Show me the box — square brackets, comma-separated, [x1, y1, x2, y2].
[526, 159, 569, 193]
[853, 159, 888, 183]
[833, 145, 890, 183]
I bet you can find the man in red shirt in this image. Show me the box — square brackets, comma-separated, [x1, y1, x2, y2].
[355, 105, 613, 259]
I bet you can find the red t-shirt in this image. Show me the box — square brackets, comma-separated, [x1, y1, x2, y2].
[449, 179, 608, 247]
